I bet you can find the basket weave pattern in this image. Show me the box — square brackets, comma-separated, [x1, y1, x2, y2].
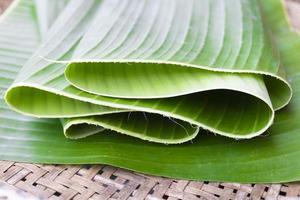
[1, 0, 300, 199]
[1, 161, 300, 200]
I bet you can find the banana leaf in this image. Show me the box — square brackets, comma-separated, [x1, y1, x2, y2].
[0, 0, 300, 183]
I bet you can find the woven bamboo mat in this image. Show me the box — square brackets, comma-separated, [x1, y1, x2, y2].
[1, 0, 300, 199]
[1, 161, 300, 200]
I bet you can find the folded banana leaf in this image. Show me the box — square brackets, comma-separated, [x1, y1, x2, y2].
[1, 0, 300, 183]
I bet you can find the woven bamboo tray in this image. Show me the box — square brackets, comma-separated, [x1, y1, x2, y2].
[1, 0, 300, 199]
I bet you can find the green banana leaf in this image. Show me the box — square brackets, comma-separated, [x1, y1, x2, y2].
[0, 0, 300, 183]
[4, 0, 293, 143]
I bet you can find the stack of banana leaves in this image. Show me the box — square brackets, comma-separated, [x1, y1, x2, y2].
[1, 0, 300, 183]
